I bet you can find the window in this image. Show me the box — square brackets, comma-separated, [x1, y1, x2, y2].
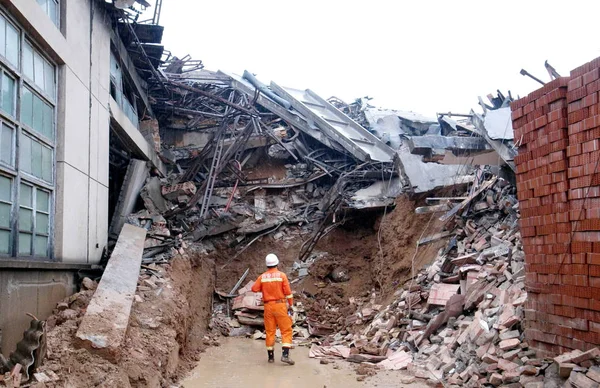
[36, 0, 59, 27]
[0, 175, 11, 254]
[18, 184, 49, 256]
[110, 51, 139, 128]
[0, 11, 55, 259]
[23, 41, 54, 97]
[0, 15, 19, 68]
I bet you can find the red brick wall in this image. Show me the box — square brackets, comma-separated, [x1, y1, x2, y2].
[512, 57, 600, 356]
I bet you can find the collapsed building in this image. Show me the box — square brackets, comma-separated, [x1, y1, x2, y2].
[3, 0, 600, 387]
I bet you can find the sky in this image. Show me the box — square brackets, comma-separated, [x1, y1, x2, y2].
[139, 0, 600, 118]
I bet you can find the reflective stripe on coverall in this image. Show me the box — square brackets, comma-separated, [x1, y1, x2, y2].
[251, 268, 294, 350]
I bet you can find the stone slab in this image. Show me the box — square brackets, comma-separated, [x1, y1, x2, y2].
[75, 224, 146, 361]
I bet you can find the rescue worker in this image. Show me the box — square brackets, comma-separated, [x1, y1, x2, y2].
[251, 253, 295, 365]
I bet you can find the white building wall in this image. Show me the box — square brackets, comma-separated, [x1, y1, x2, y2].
[3, 0, 155, 264]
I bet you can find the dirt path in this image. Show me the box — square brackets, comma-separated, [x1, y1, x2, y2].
[181, 338, 428, 388]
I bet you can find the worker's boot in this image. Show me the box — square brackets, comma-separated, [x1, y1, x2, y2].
[281, 347, 295, 365]
[267, 350, 274, 363]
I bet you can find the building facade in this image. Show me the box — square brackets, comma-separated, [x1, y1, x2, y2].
[0, 0, 162, 356]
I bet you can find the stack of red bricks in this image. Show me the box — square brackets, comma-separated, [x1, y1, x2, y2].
[511, 56, 600, 356]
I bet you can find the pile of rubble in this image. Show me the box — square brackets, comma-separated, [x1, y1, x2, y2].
[301, 173, 568, 386]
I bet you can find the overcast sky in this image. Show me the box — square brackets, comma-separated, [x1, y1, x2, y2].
[144, 0, 600, 118]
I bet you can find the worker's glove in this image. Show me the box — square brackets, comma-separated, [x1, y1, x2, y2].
[287, 306, 293, 316]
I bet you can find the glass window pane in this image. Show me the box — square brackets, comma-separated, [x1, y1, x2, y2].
[19, 184, 32, 207]
[0, 176, 10, 202]
[36, 212, 48, 234]
[1, 73, 14, 115]
[5, 22, 18, 67]
[23, 42, 33, 79]
[33, 94, 43, 134]
[36, 190, 49, 212]
[31, 139, 42, 178]
[19, 208, 32, 231]
[0, 203, 10, 228]
[41, 145, 52, 182]
[21, 88, 33, 128]
[0, 230, 10, 254]
[1, 124, 12, 166]
[18, 232, 31, 255]
[35, 235, 47, 256]
[49, 1, 58, 26]
[19, 134, 31, 173]
[42, 101, 53, 139]
[44, 60, 54, 95]
[0, 16, 5, 59]
[33, 52, 43, 88]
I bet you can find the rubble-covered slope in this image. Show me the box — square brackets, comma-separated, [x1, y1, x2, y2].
[26, 254, 216, 388]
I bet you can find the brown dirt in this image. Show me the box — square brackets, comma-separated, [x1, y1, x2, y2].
[244, 158, 288, 181]
[294, 194, 448, 330]
[209, 194, 448, 334]
[31, 253, 215, 388]
[210, 231, 304, 293]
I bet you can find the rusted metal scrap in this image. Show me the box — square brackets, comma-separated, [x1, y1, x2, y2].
[0, 314, 46, 381]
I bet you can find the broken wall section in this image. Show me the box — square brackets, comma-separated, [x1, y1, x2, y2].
[512, 56, 600, 356]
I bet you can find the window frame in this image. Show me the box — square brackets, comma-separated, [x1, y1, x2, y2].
[36, 0, 60, 28]
[0, 9, 56, 261]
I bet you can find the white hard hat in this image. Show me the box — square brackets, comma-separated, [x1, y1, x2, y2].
[265, 253, 279, 267]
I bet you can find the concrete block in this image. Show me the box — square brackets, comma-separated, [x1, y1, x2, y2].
[76, 224, 146, 361]
[108, 159, 148, 238]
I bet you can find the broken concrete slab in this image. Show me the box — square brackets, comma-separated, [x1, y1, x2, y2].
[76, 224, 147, 361]
[109, 159, 148, 238]
[407, 135, 492, 157]
[396, 144, 474, 193]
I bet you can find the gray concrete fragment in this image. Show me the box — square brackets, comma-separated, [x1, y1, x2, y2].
[109, 159, 149, 238]
[76, 224, 147, 361]
[407, 135, 492, 156]
[396, 144, 474, 193]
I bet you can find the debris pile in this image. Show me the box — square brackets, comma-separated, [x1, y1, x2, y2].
[302, 173, 551, 386]
[554, 348, 600, 387]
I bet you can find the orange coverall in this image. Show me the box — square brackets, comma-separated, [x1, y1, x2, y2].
[251, 268, 294, 350]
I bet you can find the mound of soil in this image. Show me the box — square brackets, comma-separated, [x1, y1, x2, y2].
[34, 254, 215, 388]
[211, 194, 448, 334]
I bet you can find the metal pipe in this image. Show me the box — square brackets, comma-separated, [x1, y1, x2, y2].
[243, 70, 292, 110]
[520, 69, 546, 86]
[229, 268, 250, 296]
[167, 81, 257, 116]
[225, 160, 242, 212]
